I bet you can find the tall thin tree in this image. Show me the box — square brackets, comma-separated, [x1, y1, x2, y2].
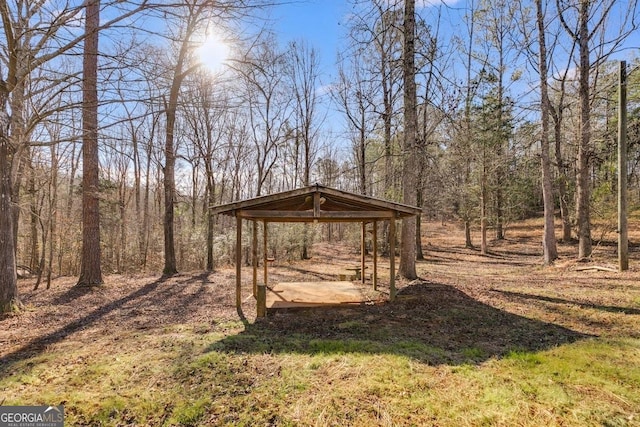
[77, 0, 103, 286]
[398, 0, 418, 280]
[535, 0, 558, 264]
[556, 0, 638, 258]
[162, 1, 209, 275]
[574, 0, 593, 259]
[0, 74, 18, 311]
[288, 40, 321, 259]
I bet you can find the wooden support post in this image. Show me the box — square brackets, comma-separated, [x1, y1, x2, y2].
[256, 283, 266, 317]
[236, 216, 242, 310]
[389, 217, 396, 301]
[618, 60, 629, 271]
[263, 220, 268, 286]
[313, 191, 321, 219]
[361, 222, 366, 284]
[373, 220, 378, 290]
[252, 220, 258, 297]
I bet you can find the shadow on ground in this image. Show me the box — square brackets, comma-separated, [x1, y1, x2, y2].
[211, 281, 589, 365]
[492, 289, 640, 315]
[0, 273, 221, 377]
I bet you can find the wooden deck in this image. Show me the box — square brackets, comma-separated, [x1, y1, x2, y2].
[266, 281, 367, 309]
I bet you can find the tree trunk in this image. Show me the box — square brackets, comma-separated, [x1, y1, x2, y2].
[206, 189, 215, 271]
[399, 0, 418, 280]
[162, 15, 195, 276]
[549, 59, 572, 243]
[463, 0, 476, 252]
[141, 137, 152, 269]
[118, 178, 127, 273]
[34, 211, 47, 289]
[494, 67, 505, 241]
[163, 97, 178, 275]
[77, 0, 103, 287]
[480, 156, 488, 255]
[28, 157, 39, 273]
[382, 29, 394, 203]
[415, 213, 424, 261]
[494, 186, 504, 240]
[0, 121, 19, 312]
[46, 142, 58, 289]
[416, 187, 424, 261]
[576, 0, 592, 259]
[59, 141, 79, 275]
[359, 117, 367, 195]
[554, 121, 572, 242]
[380, 221, 389, 257]
[464, 220, 473, 248]
[301, 224, 311, 260]
[536, 0, 558, 264]
[9, 73, 26, 258]
[205, 166, 215, 271]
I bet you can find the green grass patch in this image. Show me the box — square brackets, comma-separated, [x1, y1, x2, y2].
[165, 397, 211, 426]
[2, 325, 640, 426]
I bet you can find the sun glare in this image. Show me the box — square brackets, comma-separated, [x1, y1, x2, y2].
[197, 34, 230, 73]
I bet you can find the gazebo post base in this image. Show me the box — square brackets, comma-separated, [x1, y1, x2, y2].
[256, 283, 266, 317]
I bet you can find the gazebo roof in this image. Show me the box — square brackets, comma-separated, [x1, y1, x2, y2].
[210, 184, 422, 222]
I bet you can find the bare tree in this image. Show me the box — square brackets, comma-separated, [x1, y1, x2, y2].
[182, 69, 233, 270]
[0, 75, 18, 311]
[415, 7, 450, 260]
[456, 0, 480, 249]
[345, 0, 404, 258]
[521, 0, 578, 244]
[550, 51, 575, 243]
[0, 0, 149, 310]
[0, 1, 87, 308]
[238, 35, 292, 196]
[475, 0, 521, 242]
[287, 40, 321, 188]
[159, 1, 212, 275]
[127, 47, 165, 269]
[398, 0, 418, 280]
[573, 0, 594, 259]
[333, 50, 378, 196]
[346, 0, 404, 198]
[42, 120, 62, 289]
[77, 0, 103, 286]
[557, 0, 639, 258]
[534, 0, 559, 264]
[286, 40, 322, 259]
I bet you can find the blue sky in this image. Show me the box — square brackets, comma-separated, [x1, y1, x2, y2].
[266, 1, 356, 148]
[270, 1, 351, 77]
[259, 0, 639, 140]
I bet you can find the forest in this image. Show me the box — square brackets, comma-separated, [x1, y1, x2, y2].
[1, 0, 640, 314]
[2, 1, 640, 425]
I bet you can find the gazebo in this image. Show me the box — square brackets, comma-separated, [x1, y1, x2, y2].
[210, 184, 422, 316]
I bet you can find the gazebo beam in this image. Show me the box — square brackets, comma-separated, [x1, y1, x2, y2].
[237, 210, 395, 221]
